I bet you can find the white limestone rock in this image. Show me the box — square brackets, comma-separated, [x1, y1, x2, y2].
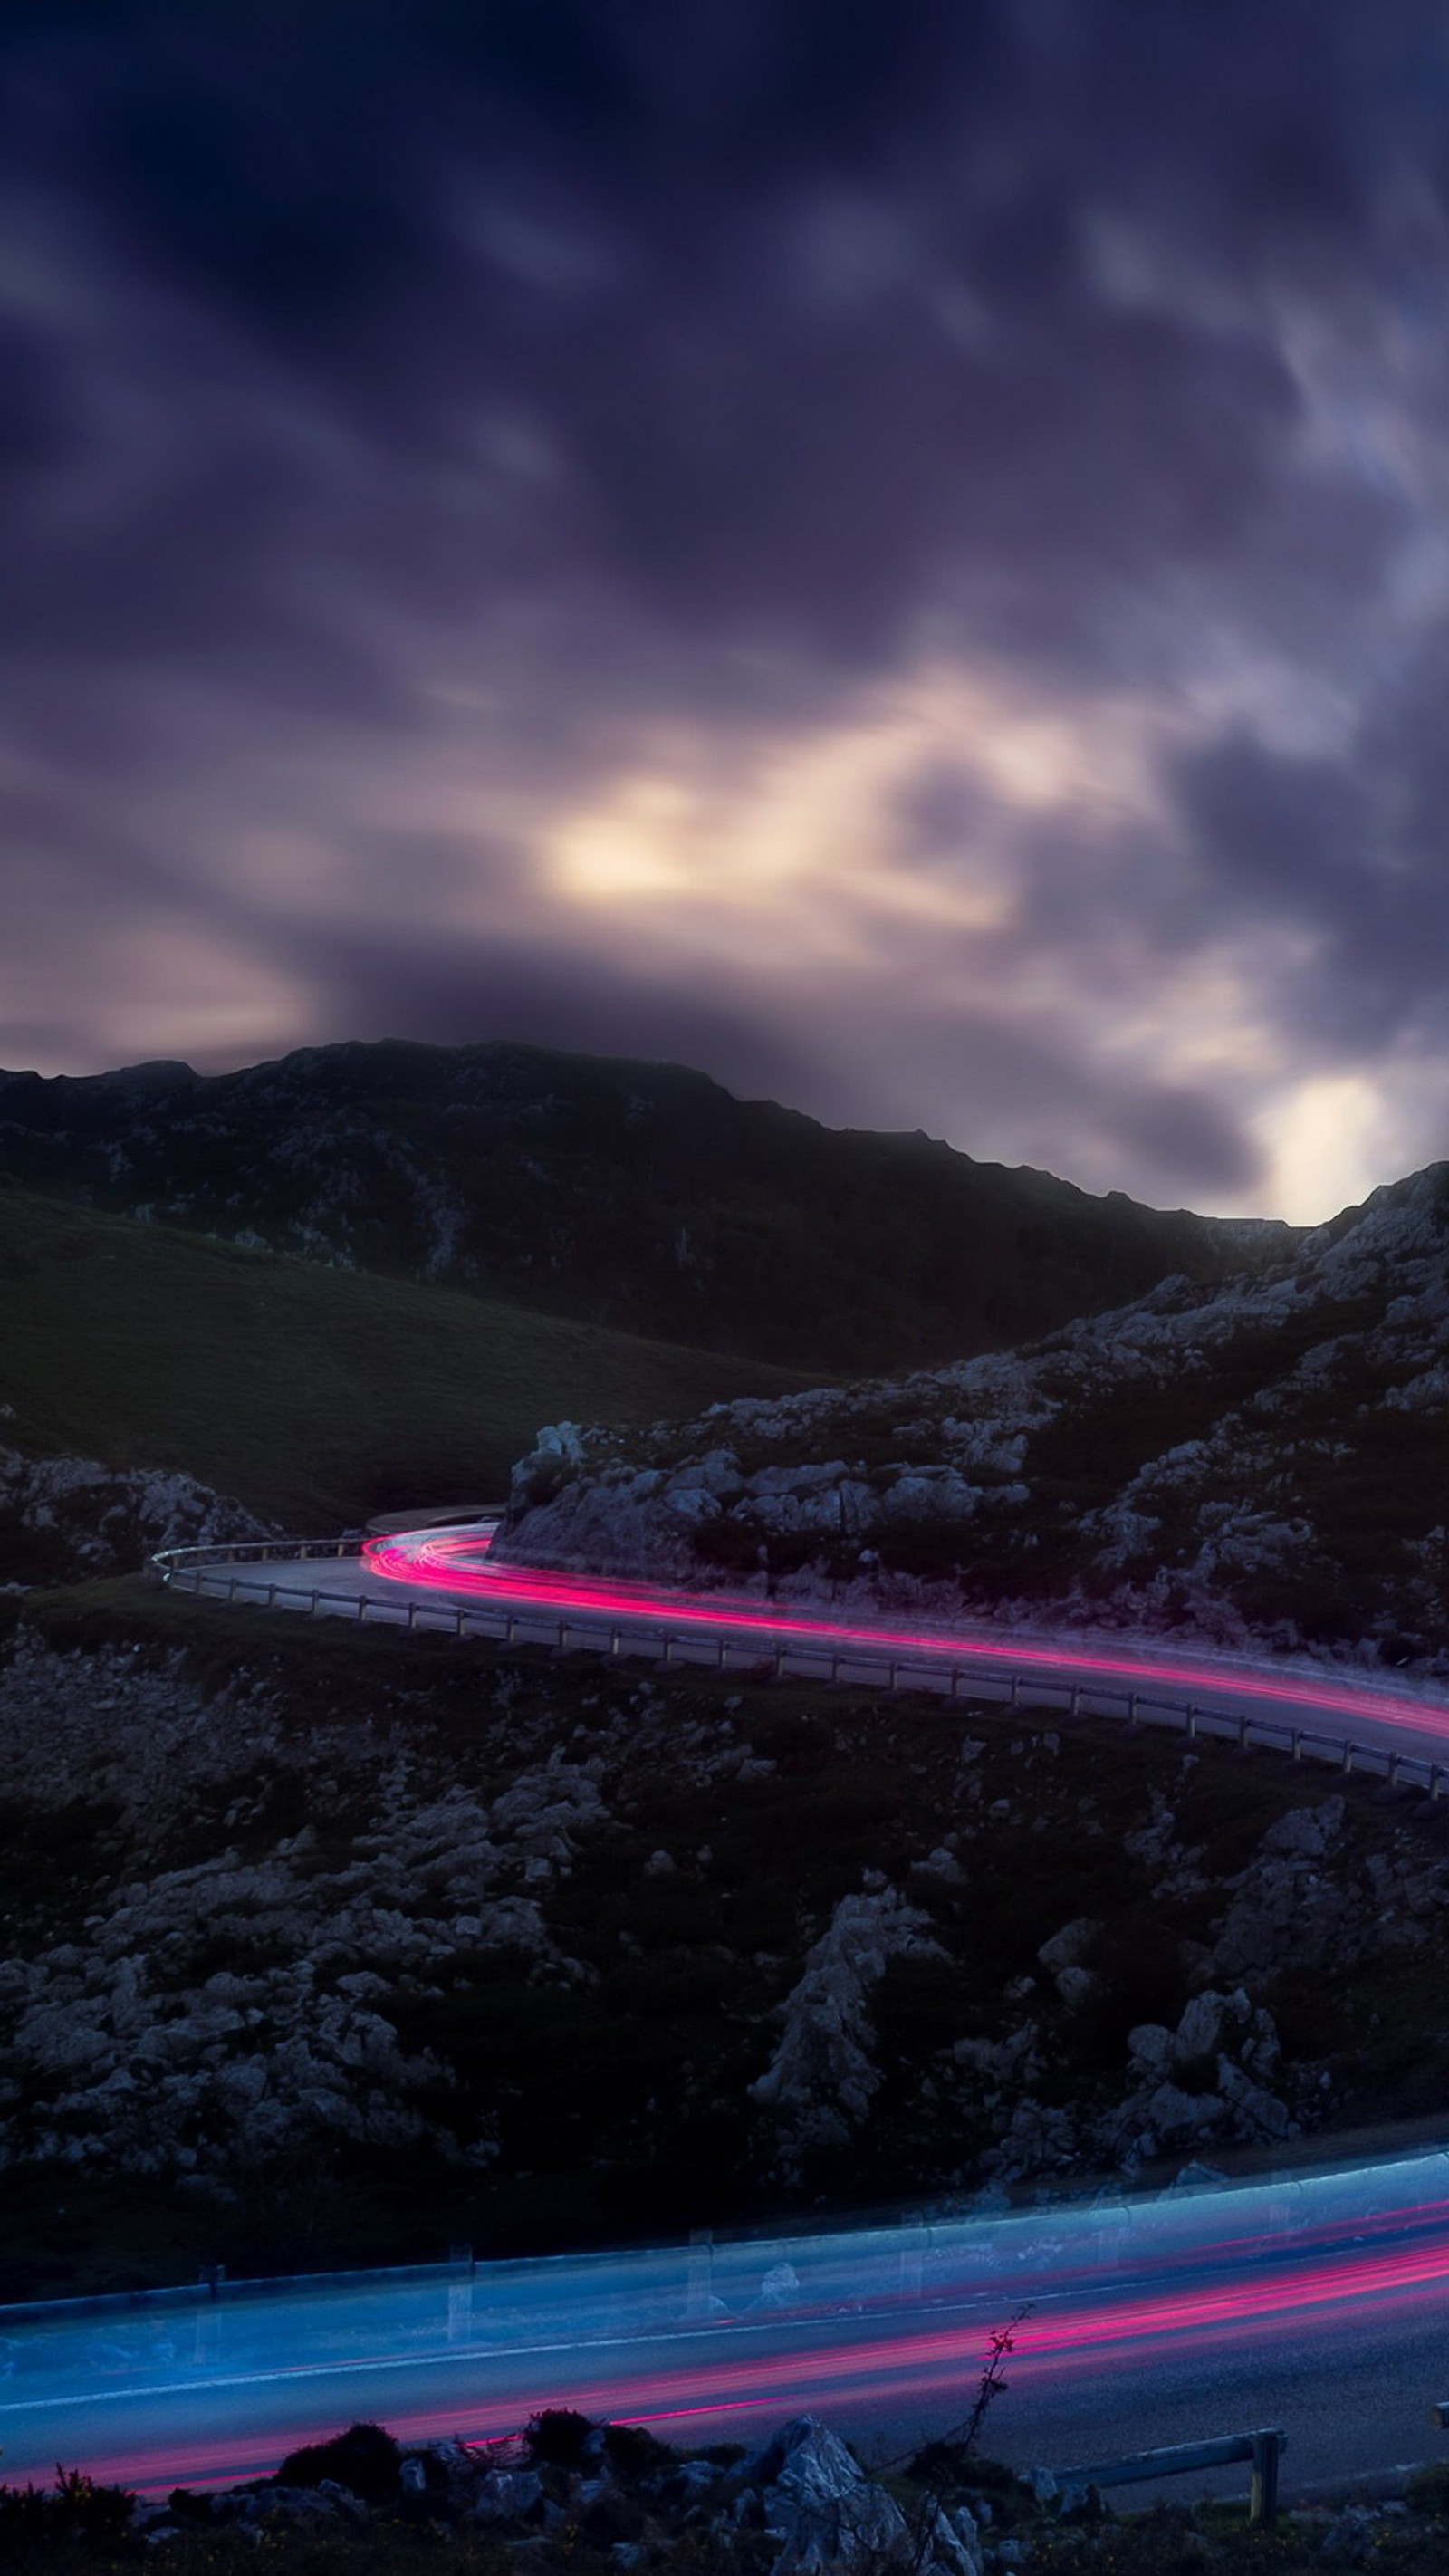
[751, 1887, 945, 2167]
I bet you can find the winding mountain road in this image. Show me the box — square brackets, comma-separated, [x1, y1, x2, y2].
[59, 1522, 1446, 2497]
[176, 1517, 1449, 1781]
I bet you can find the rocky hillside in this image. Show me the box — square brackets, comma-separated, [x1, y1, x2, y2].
[0, 1041, 1289, 1375]
[499, 1164, 1449, 1671]
[4, 1586, 1447, 2297]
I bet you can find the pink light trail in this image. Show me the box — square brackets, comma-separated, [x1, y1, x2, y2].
[91, 2215, 1449, 2496]
[362, 1527, 1449, 1744]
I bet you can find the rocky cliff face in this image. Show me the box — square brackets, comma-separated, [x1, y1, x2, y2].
[498, 1164, 1449, 1670]
[0, 1039, 1287, 1374]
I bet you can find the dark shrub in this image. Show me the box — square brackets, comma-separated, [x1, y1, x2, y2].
[1407, 2464, 1449, 2520]
[524, 2408, 596, 2468]
[0, 2465, 135, 2547]
[274, 2420, 402, 2502]
[601, 2422, 673, 2481]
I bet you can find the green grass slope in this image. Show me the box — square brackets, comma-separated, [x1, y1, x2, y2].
[0, 1184, 811, 1529]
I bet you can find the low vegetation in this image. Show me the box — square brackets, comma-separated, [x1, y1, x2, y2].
[2, 1582, 1447, 2301]
[0, 1182, 807, 1531]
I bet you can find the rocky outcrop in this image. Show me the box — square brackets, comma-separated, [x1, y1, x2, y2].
[43, 2402, 1449, 2571]
[111, 2410, 992, 2573]
[0, 1631, 612, 2179]
[751, 1886, 945, 2170]
[1205, 1795, 1449, 1985]
[0, 1442, 272, 1584]
[495, 1163, 1449, 1670]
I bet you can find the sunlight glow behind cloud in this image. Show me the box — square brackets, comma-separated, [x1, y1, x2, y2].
[4, 1, 1449, 1222]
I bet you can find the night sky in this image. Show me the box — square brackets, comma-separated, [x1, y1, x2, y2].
[5, 2, 1449, 1220]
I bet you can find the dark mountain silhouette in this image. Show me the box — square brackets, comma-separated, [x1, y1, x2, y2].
[0, 1040, 1292, 1375]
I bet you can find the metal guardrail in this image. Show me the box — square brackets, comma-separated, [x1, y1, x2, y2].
[1049, 2428, 1286, 2525]
[149, 1540, 1449, 1798]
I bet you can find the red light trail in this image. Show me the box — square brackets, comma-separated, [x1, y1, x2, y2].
[362, 1525, 1449, 1745]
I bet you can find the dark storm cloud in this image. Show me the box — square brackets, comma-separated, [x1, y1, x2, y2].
[845, 992, 1263, 1200]
[274, 915, 822, 1112]
[5, 0, 1449, 1211]
[1167, 689, 1449, 1054]
[0, 0, 1392, 678]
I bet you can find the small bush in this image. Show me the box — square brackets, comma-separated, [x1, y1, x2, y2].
[600, 2422, 672, 2481]
[0, 2464, 135, 2548]
[274, 2420, 402, 2502]
[1406, 2463, 1449, 2521]
[524, 2408, 596, 2469]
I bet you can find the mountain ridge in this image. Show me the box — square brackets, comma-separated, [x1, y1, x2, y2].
[0, 1037, 1296, 1377]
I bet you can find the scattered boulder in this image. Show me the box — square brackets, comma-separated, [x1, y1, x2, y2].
[750, 1887, 945, 2167]
[1037, 1918, 1100, 1975]
[757, 2417, 912, 2573]
[1262, 1799, 1344, 1860]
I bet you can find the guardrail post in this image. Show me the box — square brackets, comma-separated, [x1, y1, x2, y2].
[1127, 1691, 1138, 1726]
[898, 2230, 925, 2298]
[1389, 1750, 1402, 1787]
[1185, 1704, 1198, 1740]
[1433, 1766, 1445, 1802]
[774, 1644, 785, 1678]
[1236, 1713, 1250, 1749]
[446, 2245, 474, 2343]
[686, 2227, 715, 2320]
[1342, 1740, 1355, 1776]
[454, 1609, 464, 1639]
[662, 1631, 674, 1667]
[831, 1653, 841, 1684]
[1069, 1683, 1080, 1716]
[1051, 2427, 1286, 2518]
[1249, 2430, 1281, 2528]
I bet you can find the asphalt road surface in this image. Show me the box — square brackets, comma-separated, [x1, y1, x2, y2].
[6, 2159, 1449, 2497]
[182, 1520, 1449, 1778]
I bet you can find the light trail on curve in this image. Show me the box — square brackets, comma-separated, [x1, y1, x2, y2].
[362, 1524, 1449, 1747]
[120, 1530, 1449, 2490]
[11, 2149, 1449, 2493]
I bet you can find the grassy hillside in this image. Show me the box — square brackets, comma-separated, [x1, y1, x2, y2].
[0, 1039, 1294, 1374]
[0, 1184, 810, 1528]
